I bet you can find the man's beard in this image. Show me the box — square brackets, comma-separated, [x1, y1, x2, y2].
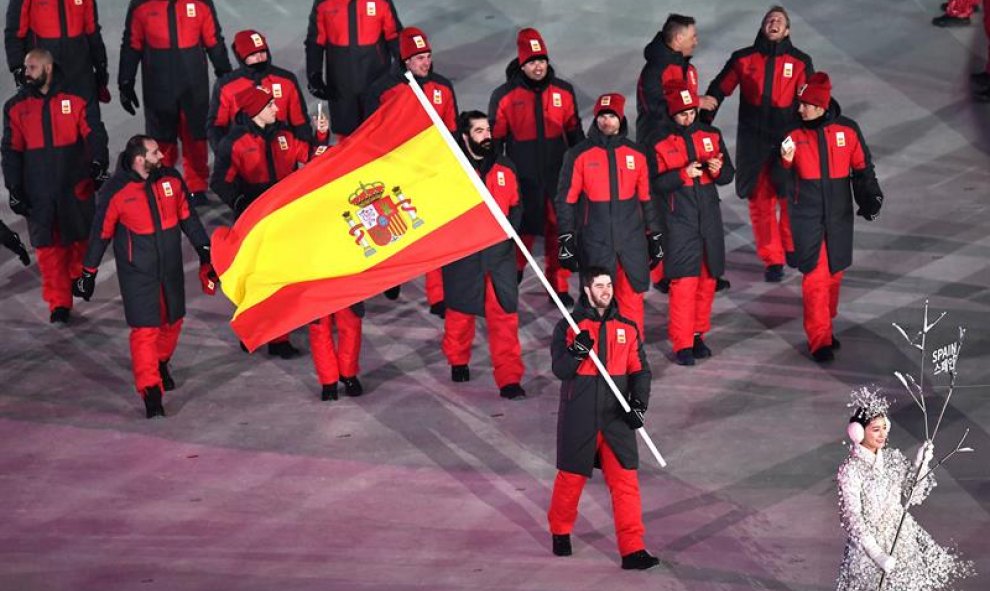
[146, 161, 164, 179]
[247, 60, 268, 72]
[468, 138, 492, 157]
[26, 72, 47, 88]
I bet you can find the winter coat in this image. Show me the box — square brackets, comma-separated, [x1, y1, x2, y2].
[364, 62, 457, 132]
[1, 70, 109, 247]
[835, 444, 972, 591]
[556, 122, 661, 293]
[442, 152, 521, 316]
[551, 296, 651, 477]
[4, 0, 108, 101]
[304, 0, 401, 135]
[83, 162, 209, 327]
[704, 33, 813, 200]
[488, 60, 583, 235]
[635, 33, 698, 142]
[119, 0, 231, 138]
[771, 100, 881, 274]
[649, 119, 734, 278]
[208, 62, 312, 152]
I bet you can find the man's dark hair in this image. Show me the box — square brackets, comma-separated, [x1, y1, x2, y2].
[581, 266, 612, 289]
[457, 110, 488, 137]
[763, 5, 791, 29]
[123, 134, 154, 168]
[662, 14, 696, 46]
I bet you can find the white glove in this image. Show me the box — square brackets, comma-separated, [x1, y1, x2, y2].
[862, 536, 896, 574]
[878, 554, 897, 574]
[914, 441, 934, 470]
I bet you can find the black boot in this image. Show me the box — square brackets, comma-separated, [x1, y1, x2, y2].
[692, 334, 712, 359]
[621, 549, 660, 570]
[715, 277, 731, 292]
[187, 192, 209, 207]
[932, 14, 971, 26]
[383, 286, 401, 300]
[552, 534, 572, 557]
[341, 376, 363, 397]
[321, 382, 338, 401]
[675, 348, 695, 366]
[972, 71, 990, 87]
[974, 87, 990, 102]
[267, 340, 301, 359]
[499, 383, 526, 400]
[764, 264, 784, 283]
[812, 346, 834, 363]
[830, 337, 841, 351]
[50, 307, 70, 324]
[143, 385, 165, 419]
[653, 278, 670, 294]
[451, 365, 470, 382]
[159, 360, 175, 391]
[429, 302, 446, 318]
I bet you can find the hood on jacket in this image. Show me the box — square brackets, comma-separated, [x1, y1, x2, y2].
[643, 32, 689, 65]
[504, 57, 557, 87]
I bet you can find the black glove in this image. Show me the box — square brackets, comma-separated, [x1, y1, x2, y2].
[622, 399, 646, 430]
[307, 73, 331, 101]
[94, 64, 111, 104]
[567, 329, 594, 360]
[90, 161, 109, 190]
[72, 268, 97, 301]
[647, 232, 663, 269]
[857, 194, 883, 221]
[119, 81, 140, 116]
[11, 66, 25, 87]
[8, 187, 30, 216]
[558, 232, 579, 272]
[1, 225, 30, 266]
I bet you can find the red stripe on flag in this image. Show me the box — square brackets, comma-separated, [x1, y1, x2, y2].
[231, 203, 507, 351]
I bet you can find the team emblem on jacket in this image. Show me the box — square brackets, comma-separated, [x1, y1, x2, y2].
[366, 1, 376, 16]
[616, 328, 626, 344]
[272, 83, 283, 98]
[626, 155, 636, 170]
[186, 3, 196, 17]
[314, 146, 328, 156]
[702, 137, 714, 153]
[433, 89, 443, 105]
[497, 171, 506, 186]
[783, 62, 793, 78]
[836, 131, 846, 147]
[552, 92, 562, 108]
[341, 181, 425, 257]
[60, 99, 71, 114]
[162, 181, 174, 197]
[277, 135, 289, 151]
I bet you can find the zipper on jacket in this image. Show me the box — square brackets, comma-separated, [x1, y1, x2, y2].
[265, 136, 279, 189]
[533, 88, 547, 194]
[816, 126, 832, 224]
[127, 228, 133, 262]
[606, 144, 619, 252]
[759, 51, 776, 142]
[56, 0, 69, 40]
[143, 180, 168, 286]
[348, 0, 359, 48]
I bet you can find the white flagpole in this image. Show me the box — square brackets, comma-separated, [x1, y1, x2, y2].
[404, 72, 667, 468]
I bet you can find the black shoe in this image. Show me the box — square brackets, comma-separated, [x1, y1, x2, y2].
[50, 307, 70, 324]
[971, 72, 990, 87]
[341, 376, 363, 397]
[692, 334, 712, 359]
[187, 192, 209, 207]
[974, 87, 990, 102]
[554, 291, 574, 308]
[653, 278, 670, 294]
[811, 346, 835, 363]
[621, 549, 660, 570]
[675, 348, 695, 366]
[451, 364, 470, 382]
[267, 341, 301, 359]
[499, 383, 526, 400]
[932, 14, 970, 26]
[429, 302, 446, 318]
[552, 534, 572, 557]
[831, 337, 841, 350]
[516, 270, 524, 285]
[715, 277, 731, 292]
[159, 360, 175, 391]
[143, 385, 166, 419]
[321, 382, 338, 401]
[384, 286, 401, 300]
[764, 264, 784, 283]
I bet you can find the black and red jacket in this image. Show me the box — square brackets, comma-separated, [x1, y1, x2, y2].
[210, 116, 328, 215]
[208, 61, 312, 152]
[1, 71, 108, 247]
[551, 297, 651, 477]
[650, 120, 734, 279]
[84, 161, 209, 327]
[556, 122, 661, 293]
[4, 0, 108, 101]
[771, 100, 882, 275]
[364, 63, 458, 132]
[442, 151, 521, 317]
[118, 0, 231, 110]
[488, 60, 583, 235]
[704, 33, 813, 199]
[304, 0, 401, 128]
[635, 34, 698, 142]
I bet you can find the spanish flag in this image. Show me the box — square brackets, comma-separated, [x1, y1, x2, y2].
[211, 79, 513, 351]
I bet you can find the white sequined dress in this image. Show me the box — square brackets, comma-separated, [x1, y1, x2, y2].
[835, 444, 973, 591]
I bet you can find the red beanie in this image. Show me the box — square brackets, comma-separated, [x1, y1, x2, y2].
[798, 72, 831, 109]
[233, 30, 269, 61]
[517, 28, 548, 65]
[663, 79, 699, 116]
[594, 93, 626, 120]
[236, 86, 273, 118]
[399, 27, 431, 61]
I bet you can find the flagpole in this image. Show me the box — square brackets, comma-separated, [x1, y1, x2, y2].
[404, 72, 667, 469]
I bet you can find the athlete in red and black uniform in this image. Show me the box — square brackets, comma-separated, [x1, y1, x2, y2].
[705, 6, 813, 282]
[364, 26, 456, 312]
[772, 72, 883, 362]
[305, 0, 401, 139]
[488, 28, 583, 306]
[556, 93, 662, 338]
[73, 135, 216, 419]
[5, 0, 109, 103]
[548, 267, 658, 570]
[441, 111, 525, 399]
[208, 29, 311, 153]
[1, 49, 108, 323]
[119, 0, 231, 203]
[649, 80, 734, 366]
